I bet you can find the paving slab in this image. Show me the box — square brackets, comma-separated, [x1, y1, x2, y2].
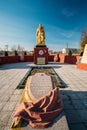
[0, 63, 31, 130]
[54, 63, 87, 130]
[29, 73, 52, 99]
[69, 123, 87, 130]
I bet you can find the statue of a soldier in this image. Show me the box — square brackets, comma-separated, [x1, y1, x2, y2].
[36, 24, 45, 46]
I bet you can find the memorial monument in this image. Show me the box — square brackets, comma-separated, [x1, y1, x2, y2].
[34, 24, 48, 64]
[81, 44, 87, 63]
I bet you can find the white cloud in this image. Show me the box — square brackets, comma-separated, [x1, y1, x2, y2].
[59, 32, 73, 38]
[45, 24, 74, 39]
[61, 9, 75, 17]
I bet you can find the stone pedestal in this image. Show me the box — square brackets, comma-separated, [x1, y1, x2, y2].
[81, 44, 87, 63]
[77, 44, 87, 71]
[34, 46, 48, 64]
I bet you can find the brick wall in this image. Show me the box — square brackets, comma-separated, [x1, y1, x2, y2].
[0, 55, 81, 65]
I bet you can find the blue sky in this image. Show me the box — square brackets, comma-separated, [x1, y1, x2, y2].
[0, 0, 87, 51]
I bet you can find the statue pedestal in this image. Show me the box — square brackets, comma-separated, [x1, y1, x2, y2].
[34, 47, 48, 64]
[77, 44, 87, 71]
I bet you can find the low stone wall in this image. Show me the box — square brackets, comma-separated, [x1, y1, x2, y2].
[0, 55, 81, 65]
[48, 54, 57, 62]
[77, 63, 87, 71]
[0, 56, 19, 64]
[24, 55, 34, 62]
[59, 55, 81, 64]
[0, 55, 34, 64]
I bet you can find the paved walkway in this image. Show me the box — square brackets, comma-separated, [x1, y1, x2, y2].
[54, 64, 87, 130]
[0, 63, 31, 130]
[0, 62, 87, 130]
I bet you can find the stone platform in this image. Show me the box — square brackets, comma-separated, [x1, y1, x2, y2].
[1, 62, 87, 130]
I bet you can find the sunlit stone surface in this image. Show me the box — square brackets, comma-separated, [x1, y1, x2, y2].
[81, 44, 87, 63]
[29, 73, 52, 100]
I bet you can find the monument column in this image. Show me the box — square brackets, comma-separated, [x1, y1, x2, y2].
[34, 24, 48, 64]
[81, 44, 87, 63]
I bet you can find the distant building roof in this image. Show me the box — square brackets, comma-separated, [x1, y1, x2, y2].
[62, 48, 79, 54]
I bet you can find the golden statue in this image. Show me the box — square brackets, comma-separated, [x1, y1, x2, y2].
[36, 24, 45, 46]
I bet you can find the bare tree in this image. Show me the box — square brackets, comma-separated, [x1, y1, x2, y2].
[79, 26, 87, 52]
[17, 44, 25, 51]
[11, 45, 17, 51]
[5, 45, 8, 51]
[0, 47, 2, 51]
[11, 44, 25, 52]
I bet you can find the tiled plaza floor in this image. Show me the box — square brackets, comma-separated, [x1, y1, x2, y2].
[0, 62, 87, 130]
[0, 63, 31, 130]
[54, 64, 87, 130]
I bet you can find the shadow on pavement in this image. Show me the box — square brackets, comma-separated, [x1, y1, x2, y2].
[60, 89, 87, 130]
